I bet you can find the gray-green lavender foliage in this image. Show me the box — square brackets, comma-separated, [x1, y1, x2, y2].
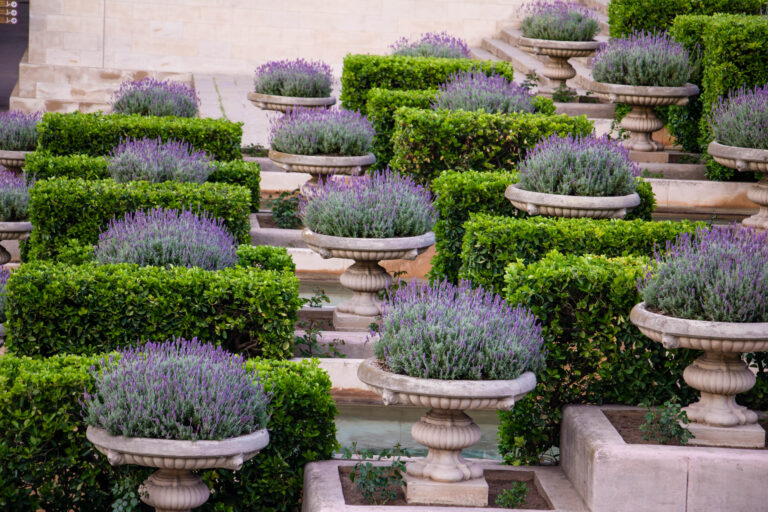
[270, 107, 374, 156]
[521, 1, 599, 41]
[108, 138, 213, 184]
[0, 111, 41, 151]
[0, 169, 34, 221]
[709, 84, 768, 150]
[431, 71, 535, 114]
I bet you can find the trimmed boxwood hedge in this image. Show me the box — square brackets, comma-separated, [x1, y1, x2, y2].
[24, 152, 262, 210]
[340, 54, 515, 113]
[459, 214, 703, 292]
[36, 112, 243, 161]
[390, 107, 593, 184]
[0, 354, 337, 512]
[26, 177, 251, 261]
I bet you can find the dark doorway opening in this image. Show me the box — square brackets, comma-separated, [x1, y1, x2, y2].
[0, 0, 29, 109]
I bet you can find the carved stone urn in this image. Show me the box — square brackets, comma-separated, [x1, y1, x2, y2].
[87, 425, 269, 512]
[302, 228, 434, 331]
[0, 150, 30, 174]
[630, 302, 768, 448]
[589, 82, 699, 152]
[707, 141, 768, 231]
[517, 37, 601, 91]
[357, 358, 537, 506]
[505, 184, 640, 219]
[0, 221, 32, 264]
[247, 91, 335, 112]
[269, 150, 375, 193]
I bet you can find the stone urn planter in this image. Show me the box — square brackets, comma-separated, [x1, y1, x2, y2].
[87, 425, 269, 512]
[357, 358, 537, 506]
[707, 141, 768, 231]
[505, 184, 640, 219]
[0, 221, 32, 264]
[247, 91, 335, 113]
[517, 37, 601, 91]
[0, 150, 30, 173]
[589, 82, 699, 152]
[268, 150, 375, 190]
[630, 302, 768, 448]
[302, 228, 434, 331]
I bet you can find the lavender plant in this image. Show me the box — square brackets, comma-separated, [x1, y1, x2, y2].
[270, 107, 374, 156]
[390, 31, 471, 59]
[108, 137, 213, 184]
[253, 59, 333, 98]
[112, 77, 199, 118]
[375, 279, 546, 380]
[299, 169, 437, 238]
[641, 226, 768, 323]
[518, 134, 639, 196]
[431, 71, 535, 114]
[0, 169, 34, 221]
[521, 1, 599, 41]
[591, 31, 693, 87]
[0, 110, 41, 151]
[82, 338, 270, 441]
[0, 265, 10, 322]
[709, 84, 768, 150]
[94, 207, 238, 270]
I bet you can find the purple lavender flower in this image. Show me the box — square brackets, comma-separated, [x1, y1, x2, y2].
[0, 110, 41, 151]
[709, 84, 768, 150]
[82, 338, 270, 441]
[521, 1, 599, 41]
[375, 279, 546, 380]
[0, 169, 34, 221]
[0, 265, 10, 321]
[270, 107, 374, 156]
[432, 70, 535, 114]
[253, 59, 333, 98]
[299, 169, 437, 238]
[641, 225, 768, 322]
[94, 207, 238, 270]
[518, 134, 640, 196]
[591, 31, 693, 87]
[108, 137, 213, 184]
[112, 77, 199, 117]
[390, 31, 471, 59]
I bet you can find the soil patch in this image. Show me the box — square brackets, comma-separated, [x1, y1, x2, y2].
[339, 466, 553, 509]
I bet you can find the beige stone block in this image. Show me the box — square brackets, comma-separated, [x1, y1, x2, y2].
[65, 0, 104, 16]
[133, 38, 199, 57]
[105, 2, 133, 20]
[28, 13, 47, 31]
[405, 474, 488, 507]
[182, 22, 218, 41]
[45, 14, 82, 32]
[198, 41, 232, 59]
[36, 82, 73, 100]
[30, 0, 63, 15]
[9, 96, 47, 113]
[46, 49, 103, 68]
[149, 21, 184, 38]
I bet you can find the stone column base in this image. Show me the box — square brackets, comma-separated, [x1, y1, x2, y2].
[405, 474, 488, 507]
[686, 421, 765, 449]
[332, 309, 377, 331]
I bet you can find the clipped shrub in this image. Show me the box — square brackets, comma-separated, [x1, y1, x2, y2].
[459, 214, 703, 292]
[517, 134, 639, 196]
[498, 252, 699, 464]
[37, 112, 242, 161]
[112, 77, 199, 118]
[0, 110, 41, 151]
[0, 169, 33, 221]
[340, 54, 515, 112]
[26, 178, 251, 261]
[432, 71, 535, 114]
[253, 59, 333, 98]
[376, 279, 545, 380]
[390, 31, 470, 59]
[591, 31, 693, 87]
[108, 137, 213, 184]
[521, 0, 600, 41]
[269, 107, 374, 156]
[235, 244, 296, 273]
[390, 107, 593, 184]
[709, 84, 768, 150]
[0, 354, 336, 512]
[94, 208, 239, 270]
[300, 169, 437, 238]
[5, 258, 301, 359]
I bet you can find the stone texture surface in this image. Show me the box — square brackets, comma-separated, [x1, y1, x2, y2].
[406, 474, 488, 507]
[505, 184, 640, 219]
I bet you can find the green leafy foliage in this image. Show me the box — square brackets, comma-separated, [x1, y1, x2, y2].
[0, 354, 337, 512]
[235, 244, 296, 273]
[390, 107, 593, 185]
[26, 178, 251, 261]
[268, 190, 302, 229]
[340, 54, 515, 112]
[37, 112, 243, 161]
[207, 160, 261, 211]
[639, 398, 694, 445]
[459, 214, 701, 292]
[4, 257, 301, 359]
[495, 482, 528, 508]
[342, 443, 409, 505]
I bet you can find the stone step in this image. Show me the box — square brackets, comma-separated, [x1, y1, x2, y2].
[481, 38, 555, 88]
[580, 0, 609, 16]
[469, 46, 501, 62]
[593, 9, 611, 37]
[639, 162, 707, 181]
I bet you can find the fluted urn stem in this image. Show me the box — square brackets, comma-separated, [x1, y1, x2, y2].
[335, 260, 392, 327]
[140, 469, 210, 512]
[743, 177, 768, 232]
[620, 105, 665, 152]
[542, 56, 577, 89]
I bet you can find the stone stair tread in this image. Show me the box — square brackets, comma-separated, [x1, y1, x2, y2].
[469, 47, 500, 62]
[481, 37, 554, 87]
[638, 162, 708, 181]
[581, 0, 609, 16]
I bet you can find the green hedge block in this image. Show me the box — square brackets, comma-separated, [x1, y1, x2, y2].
[37, 112, 243, 161]
[26, 178, 251, 261]
[390, 107, 593, 185]
[24, 152, 262, 211]
[459, 214, 703, 292]
[340, 54, 515, 112]
[0, 354, 336, 512]
[498, 252, 699, 464]
[5, 258, 301, 359]
[236, 244, 296, 273]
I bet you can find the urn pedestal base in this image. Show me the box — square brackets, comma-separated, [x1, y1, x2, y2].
[140, 469, 210, 512]
[685, 421, 765, 449]
[405, 474, 488, 507]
